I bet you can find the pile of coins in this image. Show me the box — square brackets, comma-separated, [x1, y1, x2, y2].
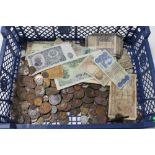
[11, 59, 109, 125]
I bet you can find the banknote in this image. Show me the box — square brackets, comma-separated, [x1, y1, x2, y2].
[118, 48, 133, 69]
[78, 54, 110, 87]
[26, 43, 76, 75]
[86, 34, 123, 58]
[54, 55, 93, 90]
[84, 79, 100, 84]
[26, 39, 63, 55]
[108, 74, 137, 120]
[94, 50, 130, 89]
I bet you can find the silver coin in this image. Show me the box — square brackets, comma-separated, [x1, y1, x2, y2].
[49, 94, 61, 105]
[80, 115, 89, 124]
[43, 95, 49, 102]
[34, 74, 44, 85]
[51, 105, 57, 114]
[28, 105, 40, 120]
[35, 85, 45, 96]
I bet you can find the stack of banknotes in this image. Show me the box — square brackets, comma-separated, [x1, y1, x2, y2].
[22, 34, 137, 121]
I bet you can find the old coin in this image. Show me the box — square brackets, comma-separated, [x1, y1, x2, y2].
[17, 75, 25, 87]
[21, 101, 31, 115]
[49, 94, 61, 105]
[51, 105, 58, 114]
[98, 115, 107, 124]
[74, 89, 85, 99]
[81, 115, 89, 124]
[42, 112, 51, 120]
[27, 92, 36, 104]
[19, 90, 28, 101]
[94, 90, 100, 97]
[19, 64, 29, 76]
[34, 74, 44, 85]
[62, 93, 74, 102]
[85, 87, 96, 98]
[33, 96, 43, 106]
[35, 85, 45, 96]
[36, 117, 44, 124]
[17, 115, 25, 124]
[45, 87, 59, 96]
[94, 96, 107, 106]
[63, 102, 72, 112]
[42, 71, 49, 78]
[71, 99, 82, 109]
[57, 111, 68, 120]
[70, 108, 81, 116]
[23, 76, 36, 88]
[65, 87, 74, 94]
[39, 102, 52, 114]
[89, 117, 99, 124]
[95, 105, 107, 116]
[59, 117, 69, 125]
[82, 95, 94, 104]
[43, 95, 49, 102]
[74, 85, 81, 91]
[89, 84, 101, 90]
[43, 78, 50, 88]
[80, 105, 89, 115]
[29, 66, 37, 75]
[28, 105, 40, 120]
[51, 80, 56, 87]
[57, 101, 68, 111]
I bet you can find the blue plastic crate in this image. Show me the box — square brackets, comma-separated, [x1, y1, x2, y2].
[0, 26, 155, 129]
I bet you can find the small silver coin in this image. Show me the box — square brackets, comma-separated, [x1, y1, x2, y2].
[80, 115, 89, 124]
[51, 105, 57, 114]
[34, 74, 44, 85]
[49, 94, 61, 105]
[28, 105, 40, 120]
[43, 95, 49, 102]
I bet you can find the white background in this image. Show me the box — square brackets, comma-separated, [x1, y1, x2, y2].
[0, 1, 155, 155]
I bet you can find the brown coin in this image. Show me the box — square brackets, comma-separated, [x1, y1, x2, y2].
[42, 71, 49, 78]
[63, 102, 72, 112]
[19, 64, 29, 76]
[89, 84, 101, 90]
[27, 92, 36, 104]
[94, 96, 106, 106]
[94, 90, 100, 97]
[33, 96, 43, 106]
[74, 85, 81, 91]
[88, 105, 97, 117]
[85, 87, 95, 98]
[57, 101, 68, 111]
[95, 105, 106, 116]
[42, 112, 51, 120]
[74, 89, 85, 99]
[45, 87, 59, 96]
[98, 115, 107, 124]
[44, 114, 52, 122]
[71, 99, 82, 109]
[82, 95, 94, 104]
[35, 85, 45, 96]
[65, 87, 74, 94]
[51, 80, 56, 87]
[39, 102, 52, 114]
[62, 93, 74, 102]
[70, 108, 81, 116]
[23, 114, 31, 124]
[29, 66, 36, 75]
[43, 78, 50, 88]
[23, 76, 36, 88]
[57, 111, 68, 120]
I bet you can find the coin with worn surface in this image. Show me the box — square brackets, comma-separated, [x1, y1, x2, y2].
[49, 94, 61, 105]
[57, 101, 68, 111]
[33, 96, 43, 106]
[23, 76, 36, 88]
[95, 106, 107, 116]
[80, 105, 89, 115]
[51, 80, 56, 87]
[82, 95, 94, 104]
[81, 115, 89, 124]
[34, 74, 44, 85]
[36, 117, 44, 124]
[85, 87, 95, 98]
[94, 90, 100, 97]
[43, 95, 49, 102]
[74, 89, 85, 99]
[89, 84, 101, 90]
[63, 102, 72, 112]
[51, 105, 57, 114]
[74, 85, 81, 91]
[57, 111, 68, 120]
[62, 93, 73, 102]
[29, 66, 36, 75]
[94, 96, 107, 106]
[42, 112, 51, 120]
[35, 85, 45, 96]
[42, 71, 49, 78]
[27, 92, 36, 104]
[39, 102, 52, 114]
[70, 108, 81, 116]
[71, 99, 82, 109]
[43, 78, 50, 88]
[28, 105, 40, 120]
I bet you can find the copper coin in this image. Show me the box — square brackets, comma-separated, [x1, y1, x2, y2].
[57, 111, 68, 120]
[28, 105, 40, 120]
[57, 101, 68, 111]
[59, 117, 69, 125]
[43, 78, 50, 88]
[98, 115, 107, 124]
[42, 71, 49, 78]
[63, 102, 72, 112]
[70, 108, 81, 116]
[82, 95, 94, 104]
[39, 102, 52, 114]
[88, 105, 97, 117]
[85, 87, 95, 98]
[29, 66, 36, 75]
[95, 105, 106, 116]
[21, 101, 31, 115]
[51, 80, 56, 87]
[74, 85, 81, 91]
[49, 94, 61, 105]
[33, 96, 43, 106]
[27, 92, 36, 104]
[71, 99, 82, 109]
[25, 87, 35, 94]
[35, 85, 45, 96]
[23, 76, 36, 88]
[62, 93, 73, 102]
[94, 96, 106, 106]
[74, 89, 85, 99]
[89, 84, 101, 90]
